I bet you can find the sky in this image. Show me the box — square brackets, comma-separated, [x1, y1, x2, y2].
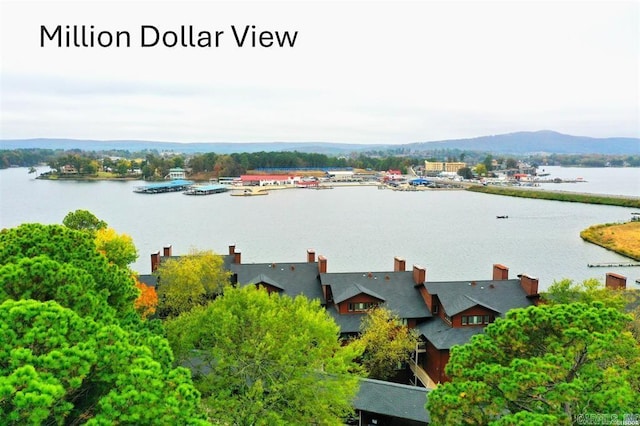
[0, 0, 638, 144]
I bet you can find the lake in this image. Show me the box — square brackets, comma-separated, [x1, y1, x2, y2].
[1, 166, 638, 290]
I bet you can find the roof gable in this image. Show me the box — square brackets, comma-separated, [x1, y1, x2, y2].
[322, 271, 432, 320]
[247, 273, 285, 291]
[425, 279, 532, 317]
[445, 295, 501, 316]
[231, 262, 323, 301]
[334, 283, 386, 304]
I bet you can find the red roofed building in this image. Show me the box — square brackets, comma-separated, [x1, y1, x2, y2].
[239, 175, 301, 186]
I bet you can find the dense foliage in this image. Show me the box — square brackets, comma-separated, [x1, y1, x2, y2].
[0, 223, 138, 318]
[357, 307, 418, 380]
[165, 285, 363, 425]
[155, 250, 231, 318]
[0, 148, 59, 168]
[426, 303, 640, 425]
[0, 299, 206, 425]
[62, 209, 107, 234]
[0, 220, 207, 424]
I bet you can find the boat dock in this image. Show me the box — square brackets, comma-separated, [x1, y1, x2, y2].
[184, 184, 229, 195]
[587, 262, 640, 268]
[133, 180, 194, 194]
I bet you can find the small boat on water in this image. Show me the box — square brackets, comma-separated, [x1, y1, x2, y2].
[496, 215, 509, 219]
[230, 189, 269, 197]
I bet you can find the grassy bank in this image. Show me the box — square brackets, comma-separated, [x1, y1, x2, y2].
[580, 221, 640, 261]
[466, 185, 640, 208]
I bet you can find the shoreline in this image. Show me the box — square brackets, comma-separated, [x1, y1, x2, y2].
[580, 221, 640, 261]
[466, 185, 640, 209]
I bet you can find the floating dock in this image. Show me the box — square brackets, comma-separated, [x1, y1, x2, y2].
[184, 184, 229, 195]
[587, 262, 640, 268]
[134, 180, 194, 194]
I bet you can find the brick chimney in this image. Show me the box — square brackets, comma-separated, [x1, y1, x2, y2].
[234, 251, 242, 264]
[605, 272, 627, 290]
[163, 245, 172, 257]
[150, 251, 160, 272]
[519, 274, 539, 296]
[413, 265, 426, 286]
[493, 264, 509, 280]
[318, 255, 327, 274]
[307, 249, 316, 263]
[228, 244, 236, 255]
[394, 256, 406, 272]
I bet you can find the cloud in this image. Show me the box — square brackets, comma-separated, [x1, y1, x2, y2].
[1, 1, 638, 142]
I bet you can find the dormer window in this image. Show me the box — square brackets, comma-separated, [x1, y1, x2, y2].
[433, 304, 439, 314]
[348, 302, 377, 312]
[461, 315, 491, 325]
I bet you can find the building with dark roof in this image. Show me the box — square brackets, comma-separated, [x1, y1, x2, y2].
[414, 265, 539, 383]
[142, 247, 543, 388]
[352, 378, 429, 425]
[138, 244, 637, 423]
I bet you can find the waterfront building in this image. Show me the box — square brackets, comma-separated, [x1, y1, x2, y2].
[424, 161, 466, 174]
[140, 245, 631, 423]
[167, 167, 186, 179]
[143, 246, 542, 386]
[239, 174, 300, 186]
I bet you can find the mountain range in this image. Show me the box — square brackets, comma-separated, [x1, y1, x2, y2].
[1, 130, 638, 155]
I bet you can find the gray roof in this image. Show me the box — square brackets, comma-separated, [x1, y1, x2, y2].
[246, 273, 285, 291]
[417, 316, 486, 349]
[354, 378, 430, 424]
[424, 279, 533, 317]
[137, 274, 157, 288]
[326, 309, 365, 334]
[334, 283, 386, 304]
[231, 261, 323, 301]
[321, 271, 432, 319]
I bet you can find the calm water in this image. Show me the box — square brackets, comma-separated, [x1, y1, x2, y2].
[1, 167, 639, 290]
[535, 166, 639, 196]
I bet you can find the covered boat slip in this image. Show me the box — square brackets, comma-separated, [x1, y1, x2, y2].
[184, 183, 229, 195]
[133, 179, 194, 194]
[133, 180, 229, 195]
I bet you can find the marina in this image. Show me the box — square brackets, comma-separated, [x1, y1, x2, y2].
[2, 166, 639, 286]
[133, 179, 194, 194]
[184, 184, 229, 195]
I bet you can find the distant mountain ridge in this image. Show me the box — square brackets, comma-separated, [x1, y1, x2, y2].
[407, 130, 639, 155]
[1, 130, 638, 155]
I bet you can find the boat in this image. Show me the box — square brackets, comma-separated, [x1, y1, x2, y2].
[496, 215, 509, 219]
[230, 189, 269, 197]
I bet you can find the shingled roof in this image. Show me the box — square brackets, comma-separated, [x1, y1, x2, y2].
[231, 261, 323, 301]
[416, 316, 486, 349]
[424, 279, 533, 317]
[354, 378, 430, 424]
[321, 271, 432, 319]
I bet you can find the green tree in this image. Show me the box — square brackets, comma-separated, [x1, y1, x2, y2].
[357, 307, 418, 380]
[457, 166, 474, 180]
[0, 223, 137, 318]
[505, 157, 519, 169]
[0, 299, 207, 425]
[542, 278, 630, 312]
[426, 303, 640, 425]
[95, 227, 139, 268]
[483, 154, 494, 172]
[0, 255, 117, 322]
[474, 163, 488, 176]
[62, 209, 107, 234]
[165, 285, 363, 425]
[155, 250, 231, 317]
